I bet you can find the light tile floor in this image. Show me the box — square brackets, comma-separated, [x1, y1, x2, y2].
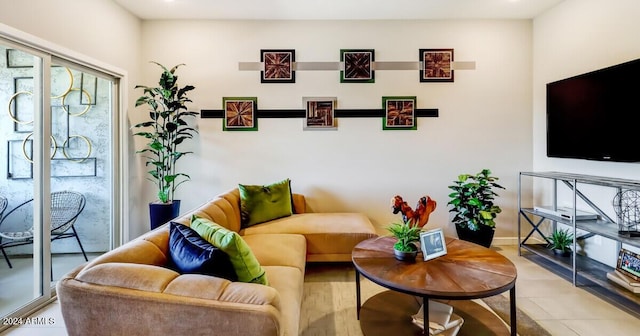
[2, 246, 640, 335]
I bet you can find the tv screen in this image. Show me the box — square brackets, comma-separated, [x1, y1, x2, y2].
[546, 58, 640, 162]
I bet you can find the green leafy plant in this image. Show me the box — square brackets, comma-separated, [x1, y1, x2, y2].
[386, 220, 421, 252]
[448, 169, 505, 231]
[133, 62, 198, 203]
[547, 228, 574, 253]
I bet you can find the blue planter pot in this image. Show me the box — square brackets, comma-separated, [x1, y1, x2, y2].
[149, 200, 181, 230]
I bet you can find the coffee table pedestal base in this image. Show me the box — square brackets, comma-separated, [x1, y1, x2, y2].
[359, 291, 511, 336]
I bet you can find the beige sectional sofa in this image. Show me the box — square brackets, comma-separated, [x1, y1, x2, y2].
[57, 188, 377, 336]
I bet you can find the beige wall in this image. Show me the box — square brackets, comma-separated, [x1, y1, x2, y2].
[0, 2, 538, 240]
[140, 19, 534, 239]
[533, 0, 640, 264]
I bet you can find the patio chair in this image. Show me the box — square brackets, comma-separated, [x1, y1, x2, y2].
[0, 196, 6, 218]
[0, 191, 88, 268]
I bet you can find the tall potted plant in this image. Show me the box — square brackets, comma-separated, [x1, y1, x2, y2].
[133, 62, 198, 229]
[447, 169, 505, 247]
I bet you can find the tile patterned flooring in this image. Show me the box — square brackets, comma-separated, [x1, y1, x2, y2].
[2, 246, 640, 335]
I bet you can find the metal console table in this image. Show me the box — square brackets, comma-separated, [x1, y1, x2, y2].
[518, 171, 640, 316]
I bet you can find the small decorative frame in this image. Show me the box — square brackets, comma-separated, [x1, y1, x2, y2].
[420, 228, 447, 261]
[80, 73, 98, 106]
[6, 49, 33, 68]
[382, 96, 417, 130]
[419, 49, 454, 82]
[7, 140, 33, 179]
[340, 49, 375, 83]
[617, 248, 640, 281]
[303, 97, 337, 130]
[261, 49, 295, 83]
[223, 97, 258, 131]
[11, 77, 34, 133]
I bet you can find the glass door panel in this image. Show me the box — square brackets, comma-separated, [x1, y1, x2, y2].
[0, 45, 44, 317]
[49, 63, 113, 281]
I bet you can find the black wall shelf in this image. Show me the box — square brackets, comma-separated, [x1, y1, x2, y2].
[201, 108, 439, 119]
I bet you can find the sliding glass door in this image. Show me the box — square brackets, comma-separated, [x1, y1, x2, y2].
[0, 43, 42, 318]
[0, 39, 119, 324]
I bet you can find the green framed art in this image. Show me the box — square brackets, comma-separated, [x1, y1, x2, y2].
[382, 96, 417, 130]
[223, 97, 258, 131]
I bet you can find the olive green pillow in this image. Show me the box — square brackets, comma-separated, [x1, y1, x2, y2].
[239, 178, 293, 227]
[190, 215, 268, 285]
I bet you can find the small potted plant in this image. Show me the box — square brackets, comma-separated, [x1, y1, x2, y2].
[448, 169, 505, 247]
[133, 62, 198, 229]
[547, 228, 574, 257]
[387, 220, 421, 261]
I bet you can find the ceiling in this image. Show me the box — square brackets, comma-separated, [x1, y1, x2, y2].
[113, 0, 565, 20]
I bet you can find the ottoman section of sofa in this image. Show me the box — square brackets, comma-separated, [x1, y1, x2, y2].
[240, 213, 377, 261]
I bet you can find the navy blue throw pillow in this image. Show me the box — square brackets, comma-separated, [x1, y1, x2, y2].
[168, 222, 238, 281]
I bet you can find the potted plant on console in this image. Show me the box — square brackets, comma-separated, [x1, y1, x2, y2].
[448, 169, 505, 248]
[547, 228, 574, 257]
[133, 62, 198, 230]
[387, 220, 421, 261]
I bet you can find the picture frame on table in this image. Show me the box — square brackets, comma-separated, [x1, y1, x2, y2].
[261, 49, 295, 83]
[303, 97, 337, 130]
[421, 228, 447, 261]
[340, 49, 375, 83]
[223, 97, 258, 131]
[617, 248, 640, 281]
[419, 48, 454, 82]
[382, 96, 416, 130]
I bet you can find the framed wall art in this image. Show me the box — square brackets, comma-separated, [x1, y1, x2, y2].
[419, 48, 454, 82]
[223, 97, 258, 131]
[382, 96, 416, 130]
[303, 97, 336, 130]
[420, 228, 447, 261]
[340, 49, 375, 83]
[261, 49, 295, 83]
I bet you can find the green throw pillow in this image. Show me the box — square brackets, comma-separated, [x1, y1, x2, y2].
[239, 178, 293, 227]
[190, 215, 268, 285]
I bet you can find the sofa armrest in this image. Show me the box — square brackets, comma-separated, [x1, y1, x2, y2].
[76, 263, 179, 292]
[165, 274, 281, 309]
[76, 263, 281, 310]
[292, 193, 306, 214]
[57, 272, 283, 336]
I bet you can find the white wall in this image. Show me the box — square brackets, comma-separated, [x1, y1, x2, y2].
[139, 19, 533, 238]
[0, 0, 144, 241]
[533, 0, 640, 264]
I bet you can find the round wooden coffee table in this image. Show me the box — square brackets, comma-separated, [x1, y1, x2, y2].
[352, 236, 518, 336]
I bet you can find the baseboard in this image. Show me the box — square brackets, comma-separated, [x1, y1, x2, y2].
[492, 237, 546, 246]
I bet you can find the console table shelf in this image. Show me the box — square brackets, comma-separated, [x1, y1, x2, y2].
[520, 208, 640, 249]
[518, 171, 640, 317]
[521, 244, 640, 318]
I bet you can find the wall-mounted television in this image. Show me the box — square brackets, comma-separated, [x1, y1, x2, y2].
[546, 58, 640, 162]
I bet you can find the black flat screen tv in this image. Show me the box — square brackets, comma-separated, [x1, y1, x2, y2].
[546, 58, 640, 162]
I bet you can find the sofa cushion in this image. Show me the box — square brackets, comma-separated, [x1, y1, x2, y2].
[168, 222, 237, 281]
[239, 178, 293, 227]
[191, 215, 268, 285]
[262, 266, 304, 336]
[240, 213, 378, 257]
[242, 234, 307, 273]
